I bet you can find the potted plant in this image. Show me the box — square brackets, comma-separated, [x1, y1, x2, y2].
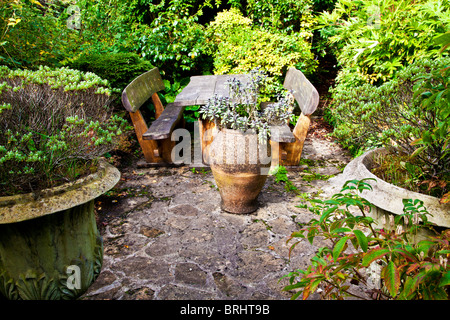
[199, 68, 295, 213]
[0, 66, 129, 299]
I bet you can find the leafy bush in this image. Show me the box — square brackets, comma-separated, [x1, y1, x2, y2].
[0, 0, 80, 69]
[317, 0, 449, 87]
[0, 66, 130, 196]
[245, 0, 315, 34]
[68, 52, 154, 92]
[205, 8, 317, 90]
[284, 179, 450, 300]
[329, 57, 449, 178]
[138, 11, 209, 79]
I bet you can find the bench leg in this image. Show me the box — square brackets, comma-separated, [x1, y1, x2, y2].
[129, 110, 164, 164]
[272, 113, 311, 167]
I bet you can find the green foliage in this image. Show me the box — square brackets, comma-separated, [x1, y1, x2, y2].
[317, 0, 449, 87]
[138, 11, 208, 78]
[283, 179, 450, 300]
[0, 0, 80, 69]
[329, 57, 449, 180]
[411, 57, 450, 175]
[68, 52, 154, 92]
[0, 66, 130, 195]
[245, 0, 315, 34]
[205, 8, 318, 88]
[272, 165, 299, 193]
[312, 0, 338, 12]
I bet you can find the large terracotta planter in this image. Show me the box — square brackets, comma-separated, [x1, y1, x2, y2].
[336, 148, 450, 233]
[0, 160, 120, 300]
[209, 128, 271, 214]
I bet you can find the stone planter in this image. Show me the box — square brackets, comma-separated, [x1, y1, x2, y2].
[0, 160, 120, 300]
[337, 148, 450, 236]
[209, 128, 271, 214]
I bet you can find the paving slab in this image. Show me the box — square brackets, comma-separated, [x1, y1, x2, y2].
[82, 136, 356, 300]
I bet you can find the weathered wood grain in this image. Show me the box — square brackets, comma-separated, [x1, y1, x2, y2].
[283, 67, 319, 116]
[269, 125, 296, 143]
[198, 118, 219, 165]
[122, 68, 165, 113]
[279, 113, 311, 166]
[174, 74, 250, 106]
[128, 110, 164, 163]
[143, 104, 186, 140]
[122, 68, 186, 165]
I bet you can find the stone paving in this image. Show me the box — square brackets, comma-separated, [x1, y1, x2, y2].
[82, 135, 353, 300]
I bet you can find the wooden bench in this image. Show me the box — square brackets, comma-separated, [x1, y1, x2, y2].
[122, 68, 185, 165]
[270, 67, 319, 167]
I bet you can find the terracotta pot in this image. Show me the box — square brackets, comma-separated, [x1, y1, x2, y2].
[0, 160, 120, 300]
[209, 128, 271, 214]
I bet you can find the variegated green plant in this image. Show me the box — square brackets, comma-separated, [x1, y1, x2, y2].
[199, 68, 295, 143]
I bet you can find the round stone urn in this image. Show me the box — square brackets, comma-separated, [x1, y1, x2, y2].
[209, 128, 272, 214]
[336, 148, 450, 235]
[0, 160, 120, 300]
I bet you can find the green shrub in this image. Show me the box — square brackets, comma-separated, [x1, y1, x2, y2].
[317, 0, 449, 87]
[0, 0, 80, 69]
[68, 52, 154, 92]
[329, 56, 449, 164]
[138, 12, 208, 79]
[205, 8, 317, 95]
[284, 179, 450, 300]
[245, 0, 315, 34]
[0, 66, 130, 196]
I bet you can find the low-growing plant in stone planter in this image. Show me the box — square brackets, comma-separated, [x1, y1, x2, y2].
[328, 56, 449, 234]
[339, 148, 450, 235]
[199, 68, 295, 213]
[0, 66, 129, 299]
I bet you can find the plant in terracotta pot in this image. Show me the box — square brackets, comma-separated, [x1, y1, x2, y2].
[199, 68, 295, 213]
[0, 66, 129, 299]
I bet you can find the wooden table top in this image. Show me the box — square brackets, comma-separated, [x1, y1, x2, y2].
[173, 74, 249, 107]
[173, 73, 296, 143]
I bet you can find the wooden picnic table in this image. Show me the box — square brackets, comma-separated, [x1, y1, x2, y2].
[123, 68, 317, 166]
[172, 74, 296, 144]
[173, 74, 249, 107]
